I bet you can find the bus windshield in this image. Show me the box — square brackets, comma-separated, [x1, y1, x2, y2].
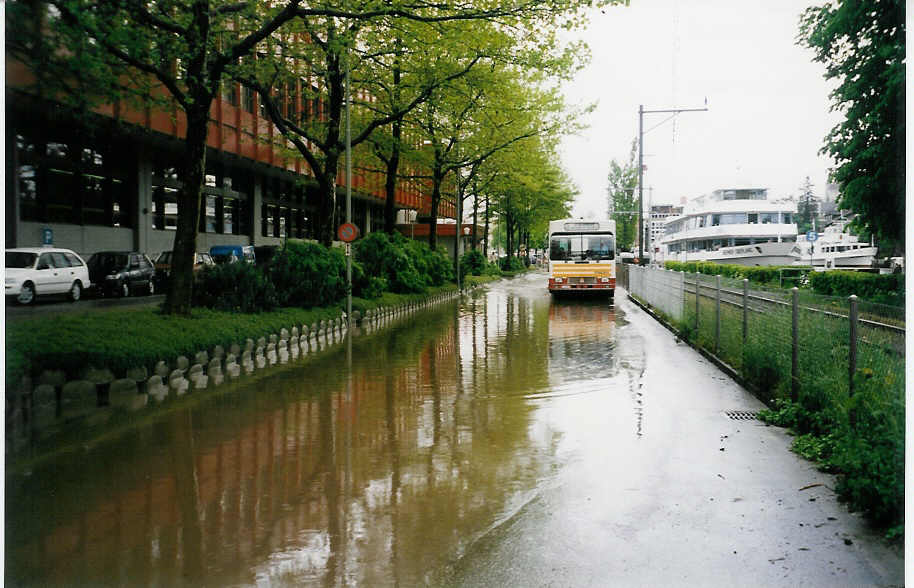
[549, 233, 615, 261]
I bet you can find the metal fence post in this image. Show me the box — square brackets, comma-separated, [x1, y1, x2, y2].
[791, 287, 799, 402]
[680, 271, 685, 322]
[848, 294, 858, 397]
[742, 278, 749, 345]
[695, 274, 700, 331]
[715, 274, 721, 354]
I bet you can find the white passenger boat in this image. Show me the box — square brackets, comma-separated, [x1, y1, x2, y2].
[790, 220, 878, 268]
[658, 188, 797, 266]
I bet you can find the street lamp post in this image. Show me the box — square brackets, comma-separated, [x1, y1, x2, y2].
[638, 102, 708, 264]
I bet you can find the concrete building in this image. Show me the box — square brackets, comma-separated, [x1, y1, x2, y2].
[6, 57, 449, 259]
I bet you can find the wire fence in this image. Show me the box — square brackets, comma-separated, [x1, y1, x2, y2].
[622, 264, 905, 407]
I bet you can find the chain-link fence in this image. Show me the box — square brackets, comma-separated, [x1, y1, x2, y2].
[624, 265, 905, 408]
[623, 263, 904, 528]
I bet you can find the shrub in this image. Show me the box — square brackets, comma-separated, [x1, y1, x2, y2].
[460, 249, 487, 277]
[268, 240, 348, 308]
[354, 231, 453, 294]
[193, 262, 278, 312]
[808, 271, 903, 305]
[499, 255, 526, 272]
[664, 260, 808, 286]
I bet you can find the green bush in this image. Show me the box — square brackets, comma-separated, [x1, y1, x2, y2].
[354, 231, 452, 294]
[808, 271, 904, 305]
[499, 255, 526, 272]
[268, 240, 349, 308]
[193, 262, 278, 312]
[460, 249, 487, 277]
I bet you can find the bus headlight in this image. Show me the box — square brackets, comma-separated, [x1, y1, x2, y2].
[554, 277, 563, 283]
[600, 277, 609, 283]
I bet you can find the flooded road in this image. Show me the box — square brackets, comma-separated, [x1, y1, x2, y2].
[6, 272, 902, 586]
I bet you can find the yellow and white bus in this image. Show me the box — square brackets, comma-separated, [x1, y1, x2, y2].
[547, 219, 616, 297]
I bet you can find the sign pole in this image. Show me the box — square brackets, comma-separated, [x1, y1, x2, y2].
[345, 43, 352, 327]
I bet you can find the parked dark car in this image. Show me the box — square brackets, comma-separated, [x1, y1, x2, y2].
[154, 251, 215, 288]
[87, 251, 156, 297]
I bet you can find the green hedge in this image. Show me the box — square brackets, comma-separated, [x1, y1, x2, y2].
[663, 260, 808, 285]
[808, 271, 904, 306]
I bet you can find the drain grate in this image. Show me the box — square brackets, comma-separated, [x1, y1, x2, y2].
[725, 410, 758, 421]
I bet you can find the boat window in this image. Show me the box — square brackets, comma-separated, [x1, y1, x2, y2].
[719, 213, 747, 225]
[782, 213, 793, 224]
[747, 213, 758, 224]
[734, 238, 751, 246]
[711, 214, 720, 226]
[759, 212, 777, 224]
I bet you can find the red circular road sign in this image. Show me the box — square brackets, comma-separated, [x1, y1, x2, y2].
[337, 222, 360, 243]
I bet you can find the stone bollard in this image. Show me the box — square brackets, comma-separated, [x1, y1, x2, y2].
[169, 369, 189, 396]
[310, 323, 318, 337]
[257, 336, 266, 348]
[147, 375, 169, 403]
[280, 328, 289, 341]
[255, 348, 266, 370]
[110, 379, 146, 411]
[195, 350, 209, 367]
[82, 367, 115, 407]
[154, 360, 170, 379]
[62, 380, 97, 419]
[188, 364, 206, 389]
[352, 310, 361, 325]
[245, 339, 255, 353]
[230, 343, 242, 356]
[175, 356, 190, 374]
[207, 358, 224, 385]
[278, 341, 289, 364]
[302, 324, 310, 339]
[125, 366, 149, 394]
[289, 340, 300, 360]
[266, 342, 277, 366]
[212, 345, 225, 360]
[31, 384, 58, 430]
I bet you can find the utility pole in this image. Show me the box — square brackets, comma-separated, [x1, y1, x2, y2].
[638, 101, 708, 264]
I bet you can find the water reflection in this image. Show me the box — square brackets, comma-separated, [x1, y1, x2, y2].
[6, 277, 645, 586]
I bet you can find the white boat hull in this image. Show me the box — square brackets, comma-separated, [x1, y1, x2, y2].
[670, 242, 797, 266]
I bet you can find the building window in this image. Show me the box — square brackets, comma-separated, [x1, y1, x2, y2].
[242, 85, 255, 113]
[152, 186, 179, 230]
[222, 81, 238, 107]
[205, 194, 218, 232]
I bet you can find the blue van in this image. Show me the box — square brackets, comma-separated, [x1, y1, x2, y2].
[209, 245, 255, 265]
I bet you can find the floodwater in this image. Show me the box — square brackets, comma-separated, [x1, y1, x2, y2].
[6, 272, 626, 586]
[6, 271, 903, 586]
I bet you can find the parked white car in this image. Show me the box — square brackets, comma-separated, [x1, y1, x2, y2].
[5, 247, 92, 305]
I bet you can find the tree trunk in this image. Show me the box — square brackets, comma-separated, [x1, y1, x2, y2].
[383, 117, 401, 233]
[483, 194, 490, 257]
[427, 162, 443, 250]
[471, 178, 479, 250]
[164, 107, 208, 315]
[384, 41, 402, 234]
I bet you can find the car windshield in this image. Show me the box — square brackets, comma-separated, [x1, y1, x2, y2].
[549, 233, 615, 261]
[6, 252, 37, 268]
[88, 253, 128, 271]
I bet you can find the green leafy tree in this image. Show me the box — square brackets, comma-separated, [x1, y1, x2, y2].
[606, 139, 638, 251]
[799, 0, 905, 254]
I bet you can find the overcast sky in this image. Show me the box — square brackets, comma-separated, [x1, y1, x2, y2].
[559, 0, 840, 218]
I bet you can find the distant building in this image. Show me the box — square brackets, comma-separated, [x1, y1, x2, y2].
[645, 204, 683, 255]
